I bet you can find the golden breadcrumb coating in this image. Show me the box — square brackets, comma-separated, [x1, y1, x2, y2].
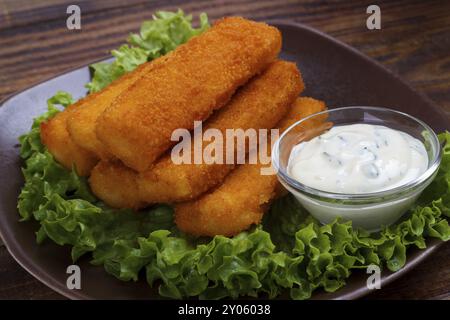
[67, 63, 155, 159]
[40, 105, 98, 176]
[175, 97, 327, 236]
[138, 60, 304, 203]
[91, 61, 304, 208]
[89, 160, 146, 209]
[96, 17, 282, 172]
[89, 60, 303, 208]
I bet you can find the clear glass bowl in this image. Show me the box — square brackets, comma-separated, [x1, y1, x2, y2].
[272, 106, 442, 232]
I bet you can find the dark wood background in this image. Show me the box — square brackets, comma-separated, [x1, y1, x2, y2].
[0, 0, 449, 300]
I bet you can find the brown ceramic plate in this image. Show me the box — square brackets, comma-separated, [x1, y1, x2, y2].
[0, 22, 448, 300]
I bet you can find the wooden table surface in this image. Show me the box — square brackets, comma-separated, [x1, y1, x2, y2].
[0, 0, 449, 300]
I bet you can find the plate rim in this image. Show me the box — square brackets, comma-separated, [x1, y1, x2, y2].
[0, 20, 446, 300]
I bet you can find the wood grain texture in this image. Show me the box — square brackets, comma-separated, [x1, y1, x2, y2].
[0, 0, 449, 300]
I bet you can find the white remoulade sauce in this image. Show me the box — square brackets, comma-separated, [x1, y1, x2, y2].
[287, 124, 429, 194]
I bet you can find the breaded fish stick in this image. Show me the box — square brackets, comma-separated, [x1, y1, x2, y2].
[40, 105, 98, 176]
[138, 60, 304, 203]
[96, 17, 282, 172]
[88, 160, 145, 209]
[175, 97, 326, 237]
[66, 62, 156, 159]
[89, 60, 303, 208]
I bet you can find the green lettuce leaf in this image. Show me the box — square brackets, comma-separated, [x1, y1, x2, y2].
[85, 10, 209, 93]
[18, 92, 175, 261]
[17, 92, 450, 299]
